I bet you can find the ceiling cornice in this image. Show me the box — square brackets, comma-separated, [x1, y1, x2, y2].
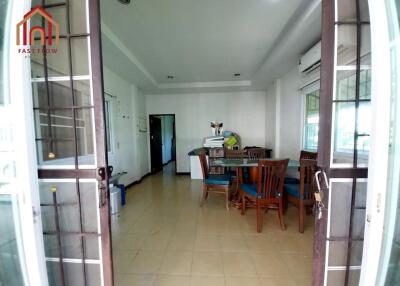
[101, 21, 158, 86]
[101, 21, 254, 91]
[158, 80, 252, 89]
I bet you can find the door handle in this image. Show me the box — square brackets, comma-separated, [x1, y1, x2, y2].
[314, 169, 329, 219]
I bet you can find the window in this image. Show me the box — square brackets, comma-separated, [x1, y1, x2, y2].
[334, 69, 371, 156]
[304, 89, 320, 150]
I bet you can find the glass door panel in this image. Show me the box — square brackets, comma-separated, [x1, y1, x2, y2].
[375, 1, 400, 285]
[0, 0, 29, 285]
[0, 195, 27, 286]
[314, 0, 371, 285]
[28, 0, 112, 285]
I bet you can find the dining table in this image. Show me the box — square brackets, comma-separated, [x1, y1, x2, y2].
[211, 158, 299, 179]
[210, 158, 300, 208]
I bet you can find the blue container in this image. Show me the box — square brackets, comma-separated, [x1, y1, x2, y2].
[118, 184, 126, 206]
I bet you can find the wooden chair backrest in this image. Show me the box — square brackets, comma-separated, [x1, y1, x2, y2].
[198, 152, 209, 180]
[248, 148, 266, 159]
[299, 150, 318, 161]
[225, 149, 248, 159]
[299, 159, 317, 200]
[257, 159, 289, 199]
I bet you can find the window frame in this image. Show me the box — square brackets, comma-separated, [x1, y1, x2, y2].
[302, 81, 321, 152]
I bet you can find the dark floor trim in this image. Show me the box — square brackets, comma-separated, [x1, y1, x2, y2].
[176, 172, 190, 175]
[125, 172, 151, 189]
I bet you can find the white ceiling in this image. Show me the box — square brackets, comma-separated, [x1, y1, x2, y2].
[100, 0, 321, 94]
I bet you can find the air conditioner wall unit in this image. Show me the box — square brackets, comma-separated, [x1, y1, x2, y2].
[299, 41, 321, 74]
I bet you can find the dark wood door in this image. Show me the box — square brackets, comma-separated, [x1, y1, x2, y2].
[150, 116, 163, 173]
[313, 0, 371, 285]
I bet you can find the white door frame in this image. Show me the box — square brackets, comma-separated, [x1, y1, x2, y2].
[359, 1, 392, 285]
[7, 1, 49, 285]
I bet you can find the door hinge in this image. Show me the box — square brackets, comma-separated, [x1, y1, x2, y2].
[32, 206, 40, 223]
[376, 193, 382, 213]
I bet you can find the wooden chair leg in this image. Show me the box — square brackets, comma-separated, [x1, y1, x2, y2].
[241, 195, 246, 215]
[278, 199, 286, 230]
[283, 194, 288, 214]
[225, 187, 230, 211]
[200, 185, 208, 207]
[256, 202, 262, 233]
[299, 201, 305, 233]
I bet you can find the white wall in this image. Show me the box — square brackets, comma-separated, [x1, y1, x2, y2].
[279, 67, 303, 160]
[146, 91, 273, 173]
[269, 65, 319, 161]
[265, 82, 277, 157]
[103, 67, 150, 185]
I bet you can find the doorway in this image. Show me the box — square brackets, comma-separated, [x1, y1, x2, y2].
[149, 114, 176, 174]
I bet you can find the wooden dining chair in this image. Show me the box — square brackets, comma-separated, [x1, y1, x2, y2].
[300, 150, 318, 160]
[284, 150, 318, 184]
[224, 149, 248, 196]
[199, 152, 231, 210]
[239, 159, 289, 232]
[284, 159, 317, 233]
[247, 148, 266, 159]
[225, 149, 248, 158]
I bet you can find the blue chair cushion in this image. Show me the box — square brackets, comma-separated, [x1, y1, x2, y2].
[284, 177, 300, 184]
[205, 174, 230, 185]
[284, 183, 311, 199]
[240, 184, 258, 197]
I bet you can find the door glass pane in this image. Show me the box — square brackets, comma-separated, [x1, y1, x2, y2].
[0, 195, 26, 286]
[46, 261, 101, 286]
[31, 0, 89, 34]
[336, 70, 356, 100]
[31, 39, 70, 79]
[33, 81, 95, 168]
[71, 38, 90, 77]
[31, 37, 90, 79]
[337, 25, 357, 66]
[332, 102, 356, 165]
[357, 101, 371, 167]
[336, 0, 356, 22]
[328, 240, 364, 266]
[376, 1, 400, 284]
[0, 1, 28, 285]
[39, 180, 102, 285]
[304, 90, 320, 150]
[361, 25, 372, 65]
[327, 270, 361, 286]
[329, 180, 367, 238]
[360, 0, 370, 22]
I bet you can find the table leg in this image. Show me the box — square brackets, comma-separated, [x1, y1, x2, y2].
[249, 167, 258, 184]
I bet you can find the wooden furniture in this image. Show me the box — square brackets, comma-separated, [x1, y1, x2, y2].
[224, 149, 248, 196]
[208, 147, 225, 174]
[284, 159, 317, 233]
[210, 158, 299, 168]
[239, 159, 289, 232]
[300, 150, 318, 160]
[285, 150, 318, 184]
[247, 148, 267, 159]
[199, 152, 231, 210]
[225, 149, 248, 159]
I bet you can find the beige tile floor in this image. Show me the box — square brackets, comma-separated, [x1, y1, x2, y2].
[112, 163, 314, 286]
